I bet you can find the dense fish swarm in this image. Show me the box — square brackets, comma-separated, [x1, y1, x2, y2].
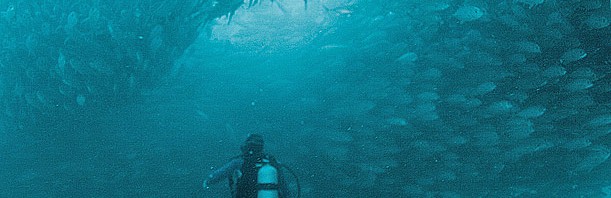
[0, 0, 243, 126]
[293, 0, 610, 197]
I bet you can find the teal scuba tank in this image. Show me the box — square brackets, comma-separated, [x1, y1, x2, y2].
[257, 159, 279, 198]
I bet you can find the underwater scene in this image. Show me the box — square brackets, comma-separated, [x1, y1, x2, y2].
[0, 0, 610, 197]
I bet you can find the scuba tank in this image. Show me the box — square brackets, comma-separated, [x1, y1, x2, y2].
[257, 159, 279, 198]
[231, 153, 301, 198]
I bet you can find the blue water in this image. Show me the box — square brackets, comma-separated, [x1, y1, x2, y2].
[1, 0, 610, 197]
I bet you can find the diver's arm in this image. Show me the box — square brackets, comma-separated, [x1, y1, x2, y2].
[277, 165, 292, 198]
[204, 158, 244, 186]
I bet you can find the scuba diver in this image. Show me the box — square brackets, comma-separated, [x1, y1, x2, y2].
[203, 134, 298, 198]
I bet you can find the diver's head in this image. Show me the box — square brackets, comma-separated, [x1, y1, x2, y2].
[241, 133, 264, 156]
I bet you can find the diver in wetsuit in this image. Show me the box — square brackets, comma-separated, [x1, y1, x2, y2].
[203, 134, 291, 198]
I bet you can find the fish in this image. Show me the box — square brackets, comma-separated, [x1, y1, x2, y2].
[569, 67, 595, 79]
[588, 114, 611, 127]
[517, 106, 546, 118]
[578, 0, 603, 11]
[195, 109, 209, 120]
[583, 15, 609, 30]
[565, 79, 593, 92]
[515, 0, 545, 9]
[505, 138, 554, 161]
[386, 117, 408, 126]
[561, 138, 592, 151]
[64, 11, 78, 34]
[453, 5, 484, 23]
[319, 44, 348, 50]
[474, 82, 497, 96]
[322, 5, 353, 16]
[1, 4, 15, 22]
[416, 92, 440, 101]
[148, 25, 164, 53]
[505, 118, 535, 140]
[515, 41, 542, 54]
[560, 48, 587, 65]
[395, 52, 418, 63]
[487, 101, 515, 115]
[56, 52, 66, 78]
[423, 2, 450, 11]
[573, 145, 610, 174]
[542, 65, 566, 78]
[128, 74, 136, 90]
[76, 94, 86, 106]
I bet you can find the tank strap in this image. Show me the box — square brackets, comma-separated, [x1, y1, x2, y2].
[257, 183, 279, 190]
